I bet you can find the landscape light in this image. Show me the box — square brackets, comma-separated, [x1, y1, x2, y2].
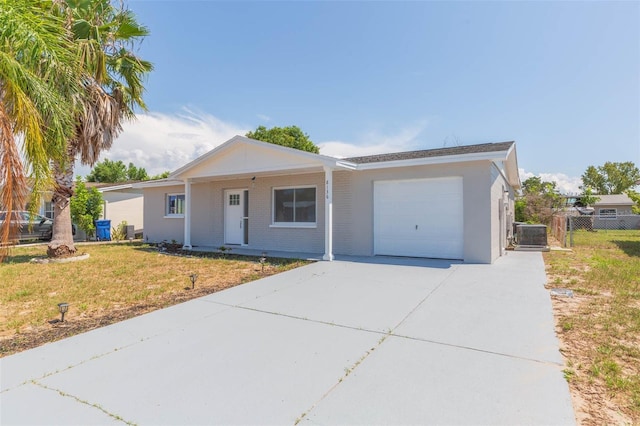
[189, 273, 198, 290]
[260, 252, 267, 273]
[57, 302, 69, 322]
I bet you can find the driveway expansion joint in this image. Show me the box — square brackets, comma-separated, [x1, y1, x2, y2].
[32, 380, 135, 425]
[294, 331, 393, 425]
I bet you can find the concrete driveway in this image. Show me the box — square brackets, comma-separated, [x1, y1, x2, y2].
[1, 252, 575, 425]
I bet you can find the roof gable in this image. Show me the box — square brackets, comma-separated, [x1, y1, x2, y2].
[171, 135, 351, 179]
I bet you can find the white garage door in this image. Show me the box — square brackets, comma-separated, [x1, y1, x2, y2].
[374, 177, 464, 259]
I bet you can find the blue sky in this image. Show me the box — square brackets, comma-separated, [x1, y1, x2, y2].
[100, 0, 640, 193]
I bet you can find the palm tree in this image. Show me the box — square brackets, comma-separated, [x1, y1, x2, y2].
[0, 0, 80, 260]
[47, 0, 152, 257]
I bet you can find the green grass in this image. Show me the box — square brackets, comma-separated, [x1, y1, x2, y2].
[545, 229, 640, 421]
[0, 242, 308, 352]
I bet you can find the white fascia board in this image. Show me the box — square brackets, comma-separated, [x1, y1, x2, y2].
[132, 179, 184, 189]
[97, 183, 133, 192]
[503, 143, 521, 189]
[335, 160, 358, 170]
[354, 150, 510, 170]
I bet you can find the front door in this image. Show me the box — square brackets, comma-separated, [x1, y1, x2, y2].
[225, 189, 247, 245]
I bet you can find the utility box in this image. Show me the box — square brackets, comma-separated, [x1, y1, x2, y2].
[126, 225, 135, 240]
[516, 224, 548, 247]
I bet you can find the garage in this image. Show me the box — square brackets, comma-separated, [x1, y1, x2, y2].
[374, 177, 464, 259]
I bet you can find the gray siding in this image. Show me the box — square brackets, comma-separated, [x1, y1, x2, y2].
[144, 175, 326, 253]
[144, 161, 513, 263]
[331, 162, 493, 263]
[143, 184, 185, 243]
[489, 164, 511, 262]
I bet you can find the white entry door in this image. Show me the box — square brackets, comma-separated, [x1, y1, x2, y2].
[225, 189, 247, 245]
[374, 177, 464, 260]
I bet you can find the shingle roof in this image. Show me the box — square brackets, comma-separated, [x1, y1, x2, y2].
[593, 194, 633, 205]
[344, 141, 515, 164]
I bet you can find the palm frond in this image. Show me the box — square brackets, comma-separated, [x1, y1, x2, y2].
[0, 0, 81, 259]
[0, 103, 28, 257]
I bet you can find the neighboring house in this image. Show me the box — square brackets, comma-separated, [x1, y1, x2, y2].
[91, 182, 144, 234]
[593, 194, 635, 217]
[136, 136, 521, 264]
[592, 194, 640, 230]
[38, 182, 144, 238]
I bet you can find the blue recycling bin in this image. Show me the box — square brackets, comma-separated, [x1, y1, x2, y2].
[95, 219, 111, 241]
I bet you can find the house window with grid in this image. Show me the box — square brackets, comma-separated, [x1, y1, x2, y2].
[598, 208, 617, 219]
[272, 187, 316, 226]
[44, 201, 54, 219]
[166, 193, 185, 217]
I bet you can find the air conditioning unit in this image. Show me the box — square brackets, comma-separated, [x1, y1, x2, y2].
[516, 224, 548, 247]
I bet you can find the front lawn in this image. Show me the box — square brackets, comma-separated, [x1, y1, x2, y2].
[0, 243, 308, 356]
[544, 230, 640, 424]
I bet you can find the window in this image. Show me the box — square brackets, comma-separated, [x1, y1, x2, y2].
[273, 187, 316, 225]
[598, 208, 617, 219]
[166, 194, 185, 216]
[229, 194, 240, 206]
[44, 201, 54, 219]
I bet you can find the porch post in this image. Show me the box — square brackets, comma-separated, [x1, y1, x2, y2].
[183, 178, 192, 250]
[323, 166, 334, 261]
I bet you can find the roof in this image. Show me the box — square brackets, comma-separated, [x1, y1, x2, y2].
[593, 194, 633, 206]
[169, 135, 356, 181]
[344, 141, 515, 164]
[135, 137, 520, 189]
[85, 181, 143, 192]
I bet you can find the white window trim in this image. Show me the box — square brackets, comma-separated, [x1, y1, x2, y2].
[165, 193, 185, 218]
[271, 185, 317, 228]
[598, 208, 617, 219]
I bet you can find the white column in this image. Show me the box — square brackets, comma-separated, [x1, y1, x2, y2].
[182, 178, 192, 250]
[323, 166, 334, 261]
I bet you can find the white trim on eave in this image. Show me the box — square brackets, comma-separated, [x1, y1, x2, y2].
[354, 150, 511, 170]
[132, 179, 184, 189]
[97, 183, 133, 192]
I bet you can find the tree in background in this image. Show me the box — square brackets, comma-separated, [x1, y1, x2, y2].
[70, 178, 103, 238]
[581, 161, 640, 195]
[627, 190, 640, 214]
[150, 171, 170, 180]
[48, 0, 152, 258]
[515, 176, 562, 224]
[578, 186, 600, 207]
[246, 125, 320, 154]
[86, 159, 149, 182]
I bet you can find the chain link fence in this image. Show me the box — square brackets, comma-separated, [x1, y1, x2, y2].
[551, 214, 640, 247]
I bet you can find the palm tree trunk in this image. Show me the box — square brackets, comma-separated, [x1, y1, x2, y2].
[47, 147, 77, 257]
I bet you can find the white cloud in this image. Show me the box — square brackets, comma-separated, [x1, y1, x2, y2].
[318, 120, 429, 158]
[519, 168, 582, 195]
[75, 109, 248, 178]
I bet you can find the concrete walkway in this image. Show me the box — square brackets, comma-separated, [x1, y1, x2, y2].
[0, 252, 575, 425]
